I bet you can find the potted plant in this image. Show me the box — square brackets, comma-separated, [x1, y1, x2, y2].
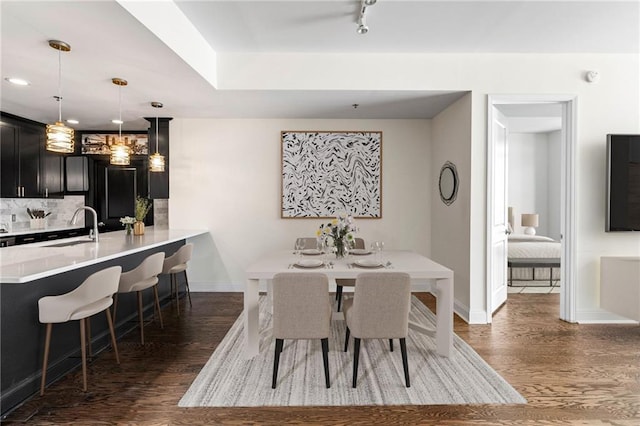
[133, 196, 152, 235]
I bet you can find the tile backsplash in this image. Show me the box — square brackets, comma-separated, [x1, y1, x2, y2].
[0, 196, 86, 233]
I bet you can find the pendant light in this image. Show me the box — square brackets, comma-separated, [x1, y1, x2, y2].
[110, 78, 130, 165]
[45, 40, 74, 153]
[149, 101, 165, 172]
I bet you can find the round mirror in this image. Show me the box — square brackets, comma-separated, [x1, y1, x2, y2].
[439, 161, 458, 206]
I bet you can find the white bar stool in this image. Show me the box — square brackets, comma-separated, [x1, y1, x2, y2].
[162, 243, 193, 316]
[38, 266, 122, 395]
[112, 252, 165, 345]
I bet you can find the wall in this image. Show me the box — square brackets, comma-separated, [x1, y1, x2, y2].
[0, 195, 85, 232]
[170, 119, 431, 290]
[431, 93, 473, 321]
[213, 52, 639, 322]
[508, 131, 561, 239]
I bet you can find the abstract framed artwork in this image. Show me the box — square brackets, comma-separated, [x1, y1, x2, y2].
[281, 131, 382, 218]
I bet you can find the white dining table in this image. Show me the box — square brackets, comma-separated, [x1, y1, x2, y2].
[244, 250, 454, 359]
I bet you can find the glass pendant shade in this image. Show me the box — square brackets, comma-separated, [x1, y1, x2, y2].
[110, 140, 130, 165]
[46, 121, 74, 153]
[149, 152, 165, 172]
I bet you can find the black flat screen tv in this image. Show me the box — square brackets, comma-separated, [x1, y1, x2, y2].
[606, 134, 640, 231]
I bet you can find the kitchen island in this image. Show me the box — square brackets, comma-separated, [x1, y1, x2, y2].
[0, 227, 207, 416]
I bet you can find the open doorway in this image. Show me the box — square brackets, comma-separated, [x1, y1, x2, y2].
[487, 95, 577, 323]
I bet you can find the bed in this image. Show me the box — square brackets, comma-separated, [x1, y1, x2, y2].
[508, 234, 561, 286]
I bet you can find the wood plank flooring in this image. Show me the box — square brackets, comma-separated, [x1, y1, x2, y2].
[3, 292, 639, 425]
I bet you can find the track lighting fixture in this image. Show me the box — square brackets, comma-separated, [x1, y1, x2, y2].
[357, 0, 376, 35]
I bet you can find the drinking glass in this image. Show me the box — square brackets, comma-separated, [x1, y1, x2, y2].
[295, 238, 305, 259]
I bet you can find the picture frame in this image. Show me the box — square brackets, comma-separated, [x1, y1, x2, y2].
[281, 130, 382, 218]
[80, 132, 148, 155]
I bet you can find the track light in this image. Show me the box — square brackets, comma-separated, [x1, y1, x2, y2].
[356, 0, 375, 35]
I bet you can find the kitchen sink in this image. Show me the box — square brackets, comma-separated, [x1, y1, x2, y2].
[45, 240, 95, 248]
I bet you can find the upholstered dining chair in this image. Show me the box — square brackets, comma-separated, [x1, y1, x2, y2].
[343, 272, 412, 388]
[38, 266, 122, 395]
[162, 243, 193, 316]
[113, 252, 165, 345]
[271, 272, 332, 389]
[335, 237, 365, 311]
[294, 237, 319, 250]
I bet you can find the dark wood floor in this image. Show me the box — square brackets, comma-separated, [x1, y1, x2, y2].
[3, 292, 639, 425]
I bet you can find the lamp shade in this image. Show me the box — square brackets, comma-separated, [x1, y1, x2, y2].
[521, 214, 539, 227]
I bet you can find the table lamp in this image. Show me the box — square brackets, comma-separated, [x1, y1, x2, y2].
[521, 213, 539, 235]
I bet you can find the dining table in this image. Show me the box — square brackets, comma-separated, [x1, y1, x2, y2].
[244, 249, 454, 359]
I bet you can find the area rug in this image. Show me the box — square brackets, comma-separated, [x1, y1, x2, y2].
[179, 296, 526, 407]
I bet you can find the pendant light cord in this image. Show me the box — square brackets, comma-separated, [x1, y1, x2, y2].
[118, 84, 122, 141]
[155, 116, 160, 153]
[57, 48, 62, 122]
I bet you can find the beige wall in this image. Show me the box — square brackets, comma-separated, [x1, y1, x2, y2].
[171, 119, 431, 289]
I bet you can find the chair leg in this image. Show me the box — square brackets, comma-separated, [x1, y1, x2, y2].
[400, 337, 410, 388]
[112, 293, 119, 324]
[184, 271, 192, 307]
[173, 274, 180, 316]
[352, 337, 361, 388]
[336, 285, 343, 311]
[389, 339, 394, 352]
[137, 291, 145, 345]
[272, 338, 284, 389]
[87, 317, 93, 358]
[321, 337, 330, 388]
[79, 318, 88, 392]
[40, 323, 52, 396]
[153, 285, 164, 329]
[105, 308, 120, 364]
[344, 327, 350, 352]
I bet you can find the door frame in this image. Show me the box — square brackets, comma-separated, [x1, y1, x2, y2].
[486, 94, 577, 323]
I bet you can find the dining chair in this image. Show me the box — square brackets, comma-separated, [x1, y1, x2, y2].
[294, 237, 319, 250]
[335, 237, 365, 311]
[162, 243, 193, 316]
[38, 266, 122, 395]
[343, 272, 412, 388]
[113, 252, 165, 345]
[271, 272, 332, 389]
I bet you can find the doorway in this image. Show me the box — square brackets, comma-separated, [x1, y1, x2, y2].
[486, 95, 577, 323]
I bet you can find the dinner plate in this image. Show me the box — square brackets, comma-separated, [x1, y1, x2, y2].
[353, 259, 384, 268]
[301, 249, 322, 256]
[350, 249, 371, 256]
[294, 259, 324, 269]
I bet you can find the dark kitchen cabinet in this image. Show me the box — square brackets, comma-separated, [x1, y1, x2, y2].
[0, 112, 64, 198]
[145, 117, 172, 199]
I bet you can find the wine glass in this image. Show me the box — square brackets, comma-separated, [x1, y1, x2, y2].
[295, 238, 305, 259]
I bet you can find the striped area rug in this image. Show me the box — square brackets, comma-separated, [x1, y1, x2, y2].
[179, 296, 526, 407]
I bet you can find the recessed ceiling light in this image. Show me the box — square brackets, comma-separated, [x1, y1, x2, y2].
[112, 119, 123, 124]
[66, 119, 79, 125]
[5, 77, 30, 86]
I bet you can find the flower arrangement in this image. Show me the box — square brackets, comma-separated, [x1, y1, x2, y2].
[317, 213, 356, 258]
[135, 196, 152, 222]
[119, 216, 136, 234]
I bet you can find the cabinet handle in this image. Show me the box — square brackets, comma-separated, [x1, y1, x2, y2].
[45, 188, 48, 198]
[21, 186, 25, 197]
[23, 237, 35, 242]
[17, 186, 20, 197]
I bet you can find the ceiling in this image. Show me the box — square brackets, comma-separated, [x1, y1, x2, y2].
[1, 1, 637, 131]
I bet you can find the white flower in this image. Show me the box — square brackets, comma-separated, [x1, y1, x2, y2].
[119, 216, 136, 225]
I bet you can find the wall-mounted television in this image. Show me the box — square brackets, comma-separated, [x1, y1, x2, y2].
[606, 134, 640, 231]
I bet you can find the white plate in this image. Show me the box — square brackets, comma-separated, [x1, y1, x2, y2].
[350, 249, 371, 255]
[354, 259, 384, 268]
[294, 259, 324, 268]
[301, 249, 322, 255]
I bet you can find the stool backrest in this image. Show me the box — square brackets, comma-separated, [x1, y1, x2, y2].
[119, 252, 165, 290]
[163, 243, 193, 274]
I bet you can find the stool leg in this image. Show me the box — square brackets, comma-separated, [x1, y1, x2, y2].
[137, 291, 145, 345]
[184, 271, 192, 307]
[40, 323, 52, 396]
[336, 286, 343, 312]
[87, 318, 93, 358]
[105, 307, 120, 364]
[173, 274, 180, 316]
[79, 319, 88, 391]
[112, 293, 119, 324]
[153, 285, 164, 329]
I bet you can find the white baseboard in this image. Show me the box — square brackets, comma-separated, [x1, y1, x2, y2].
[575, 309, 639, 324]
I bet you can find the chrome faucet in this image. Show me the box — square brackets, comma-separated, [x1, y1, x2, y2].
[70, 206, 99, 242]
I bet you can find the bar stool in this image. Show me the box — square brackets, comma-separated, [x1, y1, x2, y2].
[162, 243, 193, 316]
[38, 266, 122, 395]
[112, 252, 165, 345]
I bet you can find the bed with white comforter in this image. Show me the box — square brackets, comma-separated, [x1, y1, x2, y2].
[508, 234, 561, 283]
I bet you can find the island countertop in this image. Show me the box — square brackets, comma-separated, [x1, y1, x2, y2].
[0, 227, 208, 283]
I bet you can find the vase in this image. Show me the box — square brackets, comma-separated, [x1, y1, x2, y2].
[125, 224, 132, 235]
[133, 221, 145, 236]
[335, 239, 345, 258]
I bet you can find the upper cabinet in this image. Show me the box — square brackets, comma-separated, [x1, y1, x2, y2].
[0, 112, 64, 198]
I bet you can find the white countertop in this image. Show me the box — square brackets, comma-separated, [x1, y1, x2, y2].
[0, 224, 85, 237]
[0, 227, 208, 283]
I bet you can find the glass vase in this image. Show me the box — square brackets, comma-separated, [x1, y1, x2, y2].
[335, 239, 345, 258]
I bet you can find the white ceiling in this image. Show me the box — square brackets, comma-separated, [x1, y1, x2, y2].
[1, 1, 638, 130]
